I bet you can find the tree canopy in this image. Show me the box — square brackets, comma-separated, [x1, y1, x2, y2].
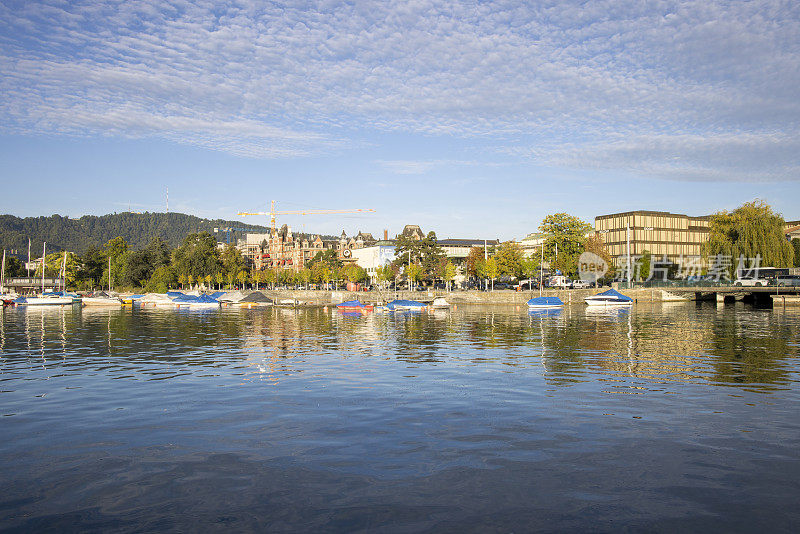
[703, 200, 793, 274]
[539, 213, 592, 277]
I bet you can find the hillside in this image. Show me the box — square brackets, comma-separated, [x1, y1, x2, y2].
[0, 212, 272, 254]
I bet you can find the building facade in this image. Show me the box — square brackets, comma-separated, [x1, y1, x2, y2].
[350, 244, 397, 281]
[595, 211, 710, 269]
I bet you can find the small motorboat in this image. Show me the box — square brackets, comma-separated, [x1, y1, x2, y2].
[431, 297, 450, 309]
[584, 288, 633, 306]
[336, 300, 374, 311]
[385, 299, 426, 311]
[527, 296, 564, 309]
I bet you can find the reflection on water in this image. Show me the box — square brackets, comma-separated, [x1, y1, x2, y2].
[1, 303, 800, 530]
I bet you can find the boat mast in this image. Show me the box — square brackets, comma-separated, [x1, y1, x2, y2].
[61, 251, 67, 291]
[42, 242, 46, 294]
[539, 240, 543, 297]
[108, 255, 112, 292]
[1, 249, 5, 293]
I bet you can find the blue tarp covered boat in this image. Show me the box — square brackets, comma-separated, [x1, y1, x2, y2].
[584, 288, 633, 306]
[526, 296, 564, 308]
[172, 294, 220, 307]
[385, 299, 427, 311]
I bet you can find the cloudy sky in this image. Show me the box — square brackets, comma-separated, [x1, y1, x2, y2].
[1, 0, 798, 239]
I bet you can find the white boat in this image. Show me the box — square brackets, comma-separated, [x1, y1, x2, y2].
[81, 291, 122, 306]
[584, 289, 633, 306]
[386, 299, 426, 311]
[527, 296, 564, 309]
[137, 293, 175, 307]
[172, 294, 220, 308]
[431, 297, 450, 309]
[14, 294, 74, 306]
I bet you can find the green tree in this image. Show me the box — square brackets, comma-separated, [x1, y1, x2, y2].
[36, 251, 81, 288]
[465, 246, 485, 279]
[793, 238, 800, 268]
[145, 265, 176, 293]
[443, 262, 457, 291]
[221, 244, 246, 284]
[172, 232, 221, 281]
[342, 264, 367, 283]
[376, 264, 393, 289]
[485, 257, 499, 290]
[583, 233, 616, 282]
[639, 250, 652, 281]
[103, 236, 129, 289]
[78, 246, 106, 289]
[308, 249, 342, 270]
[407, 263, 423, 287]
[540, 213, 592, 277]
[2, 254, 23, 279]
[494, 241, 525, 279]
[703, 200, 793, 277]
[236, 269, 248, 289]
[419, 232, 446, 282]
[214, 271, 225, 290]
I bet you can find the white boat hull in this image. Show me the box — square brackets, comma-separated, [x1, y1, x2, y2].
[584, 298, 633, 306]
[82, 297, 122, 306]
[528, 304, 564, 309]
[18, 297, 74, 306]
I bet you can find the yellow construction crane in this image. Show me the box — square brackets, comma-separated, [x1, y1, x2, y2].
[238, 200, 376, 236]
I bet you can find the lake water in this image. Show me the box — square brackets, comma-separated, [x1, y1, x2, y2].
[1, 302, 799, 532]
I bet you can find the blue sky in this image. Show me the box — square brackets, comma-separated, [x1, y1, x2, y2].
[1, 0, 798, 241]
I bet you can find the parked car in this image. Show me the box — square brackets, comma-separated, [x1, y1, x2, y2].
[572, 280, 591, 289]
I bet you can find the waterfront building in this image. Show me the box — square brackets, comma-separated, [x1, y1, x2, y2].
[3, 276, 64, 295]
[237, 225, 333, 271]
[438, 239, 500, 260]
[594, 211, 710, 269]
[786, 221, 800, 240]
[350, 243, 397, 281]
[518, 233, 546, 258]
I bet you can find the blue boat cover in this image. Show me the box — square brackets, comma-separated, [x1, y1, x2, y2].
[594, 288, 633, 302]
[210, 291, 226, 299]
[173, 294, 219, 303]
[527, 296, 564, 306]
[386, 299, 426, 310]
[337, 300, 366, 307]
[13, 296, 27, 303]
[167, 291, 185, 298]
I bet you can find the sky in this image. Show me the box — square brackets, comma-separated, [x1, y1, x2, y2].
[1, 0, 799, 241]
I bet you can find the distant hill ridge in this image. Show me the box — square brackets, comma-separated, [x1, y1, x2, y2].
[0, 212, 274, 254]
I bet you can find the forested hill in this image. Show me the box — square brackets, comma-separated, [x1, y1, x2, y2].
[0, 212, 270, 254]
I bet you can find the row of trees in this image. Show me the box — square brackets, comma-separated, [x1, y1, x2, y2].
[1, 231, 377, 293]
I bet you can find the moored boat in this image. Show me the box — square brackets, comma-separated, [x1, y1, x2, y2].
[81, 291, 122, 306]
[172, 294, 220, 308]
[431, 297, 450, 309]
[336, 300, 374, 311]
[385, 299, 426, 311]
[13, 294, 74, 306]
[584, 288, 633, 306]
[527, 296, 564, 309]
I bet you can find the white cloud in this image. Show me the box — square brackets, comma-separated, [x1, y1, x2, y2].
[0, 0, 798, 180]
